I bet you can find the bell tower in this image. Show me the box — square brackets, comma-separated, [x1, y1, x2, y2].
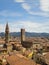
[5, 22, 9, 44]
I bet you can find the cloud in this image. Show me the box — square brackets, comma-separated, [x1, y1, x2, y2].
[21, 2, 49, 17]
[0, 10, 22, 17]
[40, 0, 49, 12]
[28, 11, 49, 17]
[0, 24, 5, 32]
[0, 20, 49, 32]
[15, 0, 24, 3]
[0, 21, 48, 32]
[15, 0, 49, 17]
[21, 3, 31, 11]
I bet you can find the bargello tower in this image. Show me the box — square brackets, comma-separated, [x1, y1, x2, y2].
[21, 29, 25, 42]
[5, 23, 9, 44]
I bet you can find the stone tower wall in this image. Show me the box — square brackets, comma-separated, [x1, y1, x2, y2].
[5, 23, 9, 44]
[21, 29, 25, 42]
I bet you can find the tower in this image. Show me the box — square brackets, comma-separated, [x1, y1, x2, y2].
[5, 23, 9, 44]
[21, 29, 25, 42]
[21, 29, 33, 48]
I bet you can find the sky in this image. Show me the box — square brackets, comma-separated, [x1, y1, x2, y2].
[0, 0, 49, 32]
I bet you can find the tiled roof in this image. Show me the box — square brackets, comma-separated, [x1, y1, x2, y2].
[43, 52, 49, 65]
[6, 55, 36, 65]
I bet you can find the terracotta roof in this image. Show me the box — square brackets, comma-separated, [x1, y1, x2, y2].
[43, 52, 49, 65]
[6, 55, 36, 65]
[37, 64, 41, 65]
[0, 41, 5, 44]
[42, 43, 49, 47]
[24, 50, 32, 56]
[0, 48, 7, 51]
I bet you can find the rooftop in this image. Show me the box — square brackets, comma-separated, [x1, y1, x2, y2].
[6, 54, 36, 65]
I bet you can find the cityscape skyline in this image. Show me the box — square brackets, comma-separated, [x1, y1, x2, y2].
[0, 0, 49, 32]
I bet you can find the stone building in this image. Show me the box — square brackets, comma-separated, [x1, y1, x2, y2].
[21, 29, 25, 42]
[4, 23, 12, 52]
[21, 29, 33, 48]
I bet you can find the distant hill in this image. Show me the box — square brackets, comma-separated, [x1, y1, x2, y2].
[0, 32, 49, 38]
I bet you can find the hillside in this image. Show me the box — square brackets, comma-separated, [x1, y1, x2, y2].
[0, 32, 49, 38]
